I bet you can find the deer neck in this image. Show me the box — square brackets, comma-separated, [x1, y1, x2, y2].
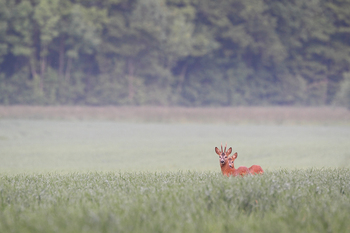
[220, 162, 232, 175]
[227, 161, 237, 175]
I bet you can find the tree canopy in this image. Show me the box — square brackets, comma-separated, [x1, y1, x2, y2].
[0, 0, 350, 106]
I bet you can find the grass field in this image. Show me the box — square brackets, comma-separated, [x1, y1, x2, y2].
[0, 106, 350, 232]
[0, 119, 349, 173]
[1, 105, 350, 124]
[1, 170, 350, 233]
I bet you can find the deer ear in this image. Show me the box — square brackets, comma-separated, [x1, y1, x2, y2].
[215, 147, 221, 155]
[226, 147, 232, 155]
[232, 152, 238, 159]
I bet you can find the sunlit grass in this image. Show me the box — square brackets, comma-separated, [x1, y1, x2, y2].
[0, 170, 349, 233]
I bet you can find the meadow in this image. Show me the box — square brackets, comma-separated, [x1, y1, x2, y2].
[0, 106, 350, 232]
[0, 170, 350, 233]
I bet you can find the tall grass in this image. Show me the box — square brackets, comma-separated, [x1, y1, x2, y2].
[0, 170, 349, 233]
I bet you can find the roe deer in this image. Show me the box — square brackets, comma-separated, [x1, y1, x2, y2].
[228, 152, 264, 175]
[248, 165, 264, 174]
[227, 153, 250, 176]
[214, 143, 232, 176]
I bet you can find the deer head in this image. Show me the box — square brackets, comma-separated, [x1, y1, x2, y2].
[215, 143, 232, 166]
[228, 152, 238, 169]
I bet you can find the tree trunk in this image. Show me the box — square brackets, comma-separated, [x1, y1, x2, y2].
[177, 63, 187, 93]
[29, 56, 38, 81]
[128, 58, 134, 102]
[40, 56, 46, 92]
[65, 57, 72, 81]
[58, 36, 65, 79]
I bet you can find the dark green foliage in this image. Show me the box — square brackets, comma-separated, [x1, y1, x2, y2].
[0, 169, 349, 232]
[1, 0, 350, 106]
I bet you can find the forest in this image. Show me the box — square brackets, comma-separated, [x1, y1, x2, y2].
[0, 0, 350, 106]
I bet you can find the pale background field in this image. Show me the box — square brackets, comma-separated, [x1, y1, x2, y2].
[1, 106, 349, 173]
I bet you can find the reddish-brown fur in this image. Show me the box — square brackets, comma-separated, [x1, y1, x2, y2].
[229, 152, 264, 175]
[214, 143, 233, 176]
[248, 165, 264, 174]
[227, 153, 249, 176]
[215, 144, 264, 176]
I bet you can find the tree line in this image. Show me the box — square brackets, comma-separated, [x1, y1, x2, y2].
[0, 0, 350, 106]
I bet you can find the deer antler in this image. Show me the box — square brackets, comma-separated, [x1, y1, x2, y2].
[221, 143, 223, 153]
[224, 142, 227, 153]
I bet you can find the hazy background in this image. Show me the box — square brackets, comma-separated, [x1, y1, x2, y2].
[0, 0, 350, 107]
